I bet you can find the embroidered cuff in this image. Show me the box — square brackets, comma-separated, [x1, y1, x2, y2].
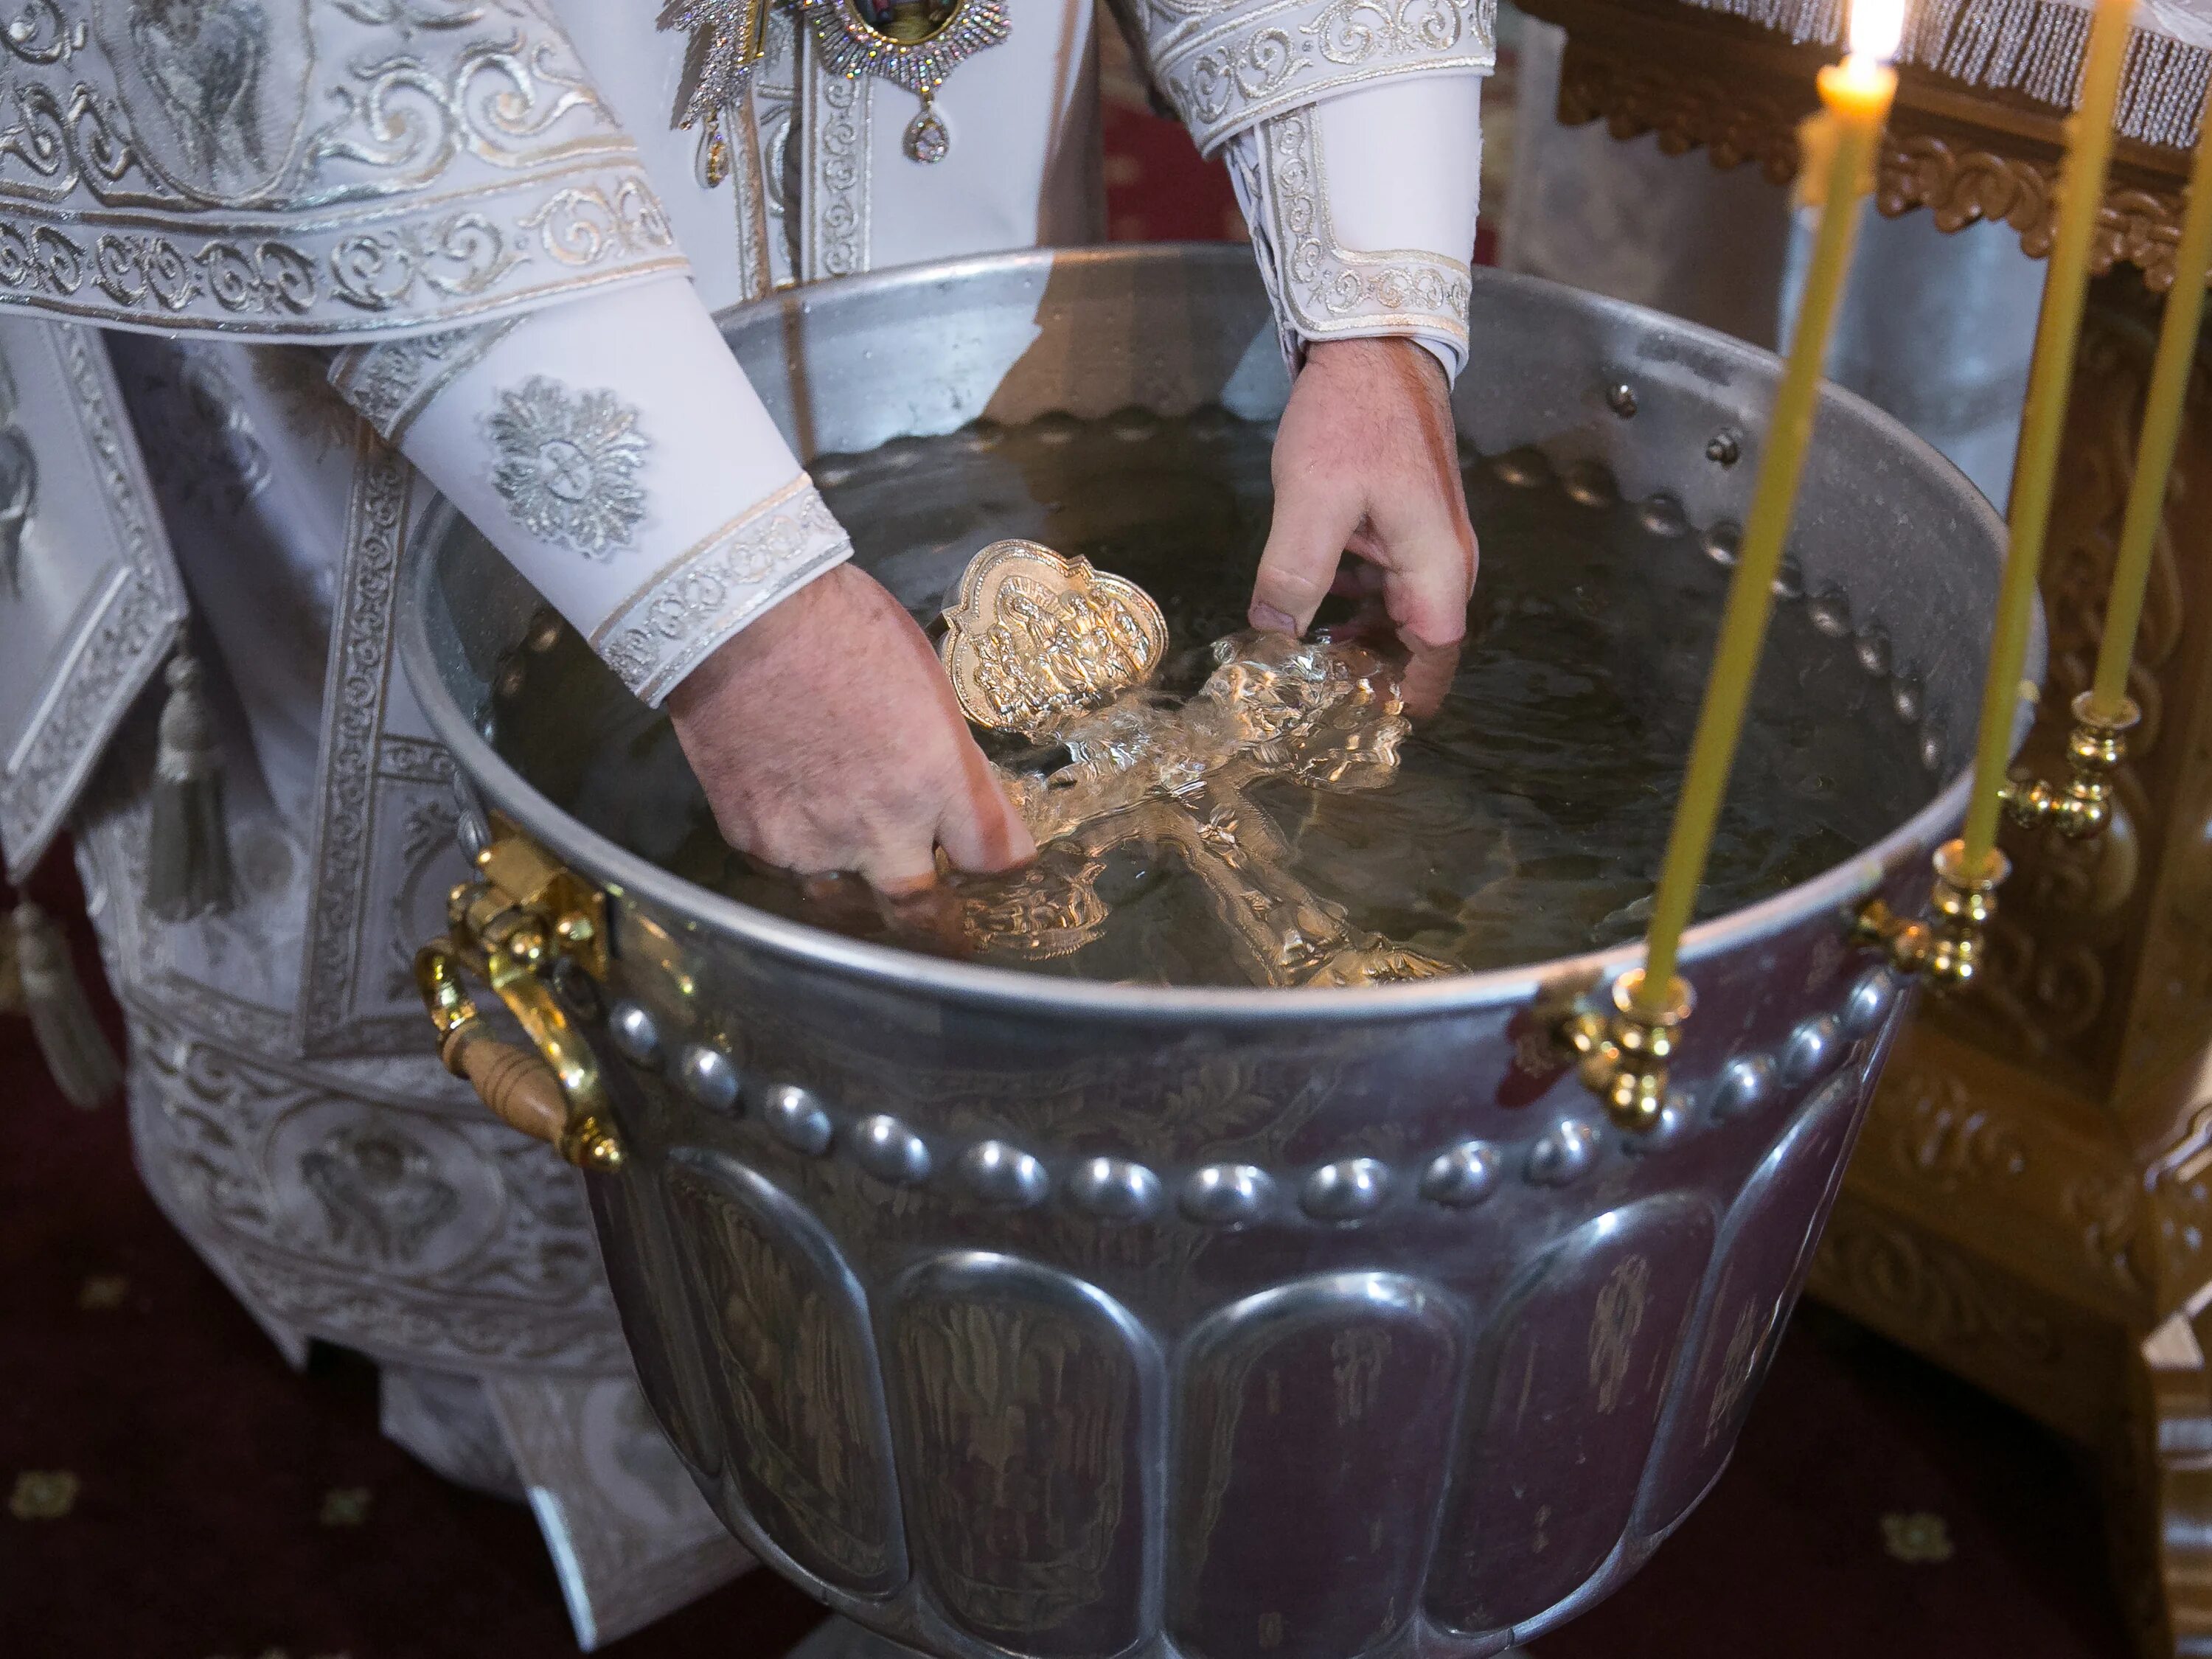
[592, 476, 853, 706]
[365, 275, 841, 702]
[330, 321, 526, 445]
[1227, 97, 1478, 379]
[1150, 0, 1498, 156]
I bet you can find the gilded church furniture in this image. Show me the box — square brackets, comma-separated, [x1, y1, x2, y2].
[1509, 0, 2212, 1645]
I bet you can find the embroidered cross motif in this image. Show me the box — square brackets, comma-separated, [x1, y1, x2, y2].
[486, 376, 649, 558]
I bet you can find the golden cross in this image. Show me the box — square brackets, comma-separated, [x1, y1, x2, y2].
[939, 541, 1454, 987]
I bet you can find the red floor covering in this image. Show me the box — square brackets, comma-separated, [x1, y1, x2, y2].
[0, 852, 2141, 1658]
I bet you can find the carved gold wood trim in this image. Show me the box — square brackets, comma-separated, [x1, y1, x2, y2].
[1554, 35, 2204, 291]
[1854, 1027, 2151, 1326]
[1910, 277, 2196, 1101]
[2138, 1284, 2212, 1655]
[1554, 49, 1804, 185]
[1804, 1188, 2127, 1444]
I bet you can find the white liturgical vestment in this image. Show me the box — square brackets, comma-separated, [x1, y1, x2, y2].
[0, 0, 1492, 1642]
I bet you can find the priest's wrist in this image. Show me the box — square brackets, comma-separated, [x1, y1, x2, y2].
[663, 564, 1036, 891]
[1252, 334, 1476, 719]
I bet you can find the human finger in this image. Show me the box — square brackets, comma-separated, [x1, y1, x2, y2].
[1251, 471, 1366, 636]
[1373, 505, 1477, 651]
[854, 833, 943, 894]
[934, 766, 1037, 874]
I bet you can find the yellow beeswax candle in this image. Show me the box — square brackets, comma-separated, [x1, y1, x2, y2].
[2090, 96, 2212, 713]
[1958, 0, 2135, 871]
[1635, 33, 1897, 1015]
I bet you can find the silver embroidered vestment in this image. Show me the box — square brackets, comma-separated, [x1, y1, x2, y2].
[0, 0, 685, 339]
[0, 0, 1495, 1644]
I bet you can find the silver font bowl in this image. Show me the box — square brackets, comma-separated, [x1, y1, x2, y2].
[400, 246, 2032, 1658]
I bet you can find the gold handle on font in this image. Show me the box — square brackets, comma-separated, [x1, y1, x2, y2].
[413, 826, 622, 1173]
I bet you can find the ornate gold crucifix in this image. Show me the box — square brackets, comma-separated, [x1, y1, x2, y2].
[937, 540, 1455, 987]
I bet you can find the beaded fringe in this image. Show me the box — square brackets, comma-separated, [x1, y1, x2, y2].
[1677, 0, 2212, 150]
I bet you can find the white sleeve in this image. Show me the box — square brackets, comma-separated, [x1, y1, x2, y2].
[331, 276, 850, 707]
[1222, 74, 1486, 381]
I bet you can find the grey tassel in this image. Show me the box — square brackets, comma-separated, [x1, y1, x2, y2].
[0, 908, 18, 1015]
[15, 902, 119, 1110]
[146, 652, 233, 920]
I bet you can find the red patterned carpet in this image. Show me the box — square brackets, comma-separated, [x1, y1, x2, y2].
[0, 86, 2138, 1659]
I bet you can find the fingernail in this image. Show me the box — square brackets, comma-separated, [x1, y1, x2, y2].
[1250, 603, 1299, 635]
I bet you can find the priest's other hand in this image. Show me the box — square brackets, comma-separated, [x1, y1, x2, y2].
[1250, 336, 1477, 714]
[666, 564, 1037, 891]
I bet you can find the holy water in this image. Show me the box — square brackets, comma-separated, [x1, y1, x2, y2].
[487, 407, 1935, 985]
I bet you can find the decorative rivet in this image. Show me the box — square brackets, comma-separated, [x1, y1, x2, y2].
[1703, 522, 1741, 566]
[610, 1002, 661, 1067]
[1772, 554, 1805, 600]
[761, 1083, 832, 1155]
[961, 1140, 1048, 1208]
[1492, 447, 1550, 488]
[1180, 1164, 1273, 1226]
[1710, 1055, 1774, 1120]
[1706, 430, 1742, 467]
[1638, 493, 1687, 538]
[679, 1044, 740, 1113]
[853, 1114, 931, 1185]
[1782, 1016, 1843, 1085]
[1892, 677, 1923, 723]
[1421, 1141, 1500, 1208]
[1562, 459, 1618, 509]
[1855, 627, 1892, 676]
[1807, 587, 1851, 638]
[1301, 1158, 1390, 1222]
[1607, 381, 1638, 417]
[1069, 1158, 1162, 1221]
[1842, 969, 1899, 1040]
[1621, 1098, 1687, 1153]
[1528, 1120, 1602, 1187]
[526, 608, 564, 653]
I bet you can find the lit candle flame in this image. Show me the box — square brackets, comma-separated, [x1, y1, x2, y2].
[1847, 0, 1905, 66]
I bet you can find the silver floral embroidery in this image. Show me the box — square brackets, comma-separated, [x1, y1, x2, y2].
[0, 349, 35, 602]
[330, 317, 522, 443]
[487, 378, 649, 558]
[592, 475, 851, 705]
[0, 1, 685, 338]
[1147, 0, 1495, 154]
[1248, 105, 1470, 356]
[799, 31, 869, 280]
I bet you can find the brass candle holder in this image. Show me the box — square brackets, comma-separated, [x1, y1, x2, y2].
[1851, 838, 2008, 991]
[1999, 690, 2138, 841]
[1559, 970, 1693, 1133]
[1854, 692, 2133, 995]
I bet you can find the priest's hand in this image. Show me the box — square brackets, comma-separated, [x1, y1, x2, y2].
[667, 564, 1037, 892]
[1250, 337, 1477, 717]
